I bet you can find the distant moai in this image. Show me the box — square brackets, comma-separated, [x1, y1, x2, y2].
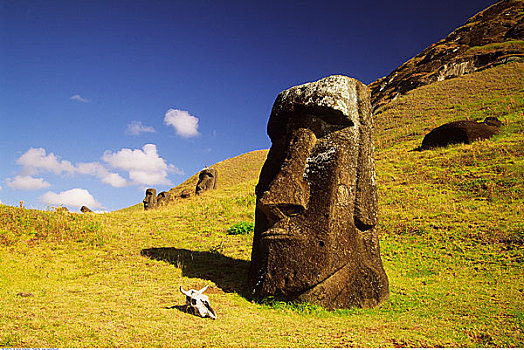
[80, 206, 93, 213]
[156, 191, 171, 207]
[143, 188, 157, 210]
[195, 168, 218, 195]
[248, 75, 389, 309]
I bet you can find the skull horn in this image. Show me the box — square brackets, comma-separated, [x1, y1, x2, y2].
[197, 285, 209, 294]
[180, 286, 190, 296]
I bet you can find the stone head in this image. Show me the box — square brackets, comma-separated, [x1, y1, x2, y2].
[483, 116, 502, 128]
[248, 75, 388, 309]
[196, 168, 218, 195]
[156, 191, 169, 206]
[143, 188, 157, 210]
[80, 205, 93, 213]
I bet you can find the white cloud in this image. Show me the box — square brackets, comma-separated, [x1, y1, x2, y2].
[125, 121, 156, 136]
[17, 148, 76, 176]
[69, 94, 90, 103]
[15, 149, 129, 188]
[102, 144, 182, 186]
[41, 188, 102, 209]
[5, 175, 51, 190]
[14, 144, 180, 189]
[164, 109, 200, 138]
[76, 162, 129, 187]
[99, 172, 129, 187]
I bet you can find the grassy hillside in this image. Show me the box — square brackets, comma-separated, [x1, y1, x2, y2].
[118, 149, 269, 213]
[166, 149, 269, 198]
[0, 62, 522, 347]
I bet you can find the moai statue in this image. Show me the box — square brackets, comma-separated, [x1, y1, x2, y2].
[248, 75, 389, 309]
[156, 191, 170, 207]
[80, 205, 93, 213]
[143, 188, 157, 210]
[195, 168, 218, 195]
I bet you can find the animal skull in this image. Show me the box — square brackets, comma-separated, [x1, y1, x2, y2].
[180, 286, 217, 319]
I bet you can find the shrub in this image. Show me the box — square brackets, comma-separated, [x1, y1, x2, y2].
[227, 221, 254, 235]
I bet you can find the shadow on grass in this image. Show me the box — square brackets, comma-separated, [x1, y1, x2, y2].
[141, 247, 250, 298]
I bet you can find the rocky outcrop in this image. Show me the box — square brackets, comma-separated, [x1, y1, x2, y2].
[370, 0, 524, 110]
[248, 75, 389, 309]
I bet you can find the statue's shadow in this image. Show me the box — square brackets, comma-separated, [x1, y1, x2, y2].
[140, 247, 250, 298]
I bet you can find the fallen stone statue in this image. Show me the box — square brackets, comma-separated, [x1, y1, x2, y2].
[248, 75, 389, 309]
[180, 286, 217, 319]
[420, 117, 502, 150]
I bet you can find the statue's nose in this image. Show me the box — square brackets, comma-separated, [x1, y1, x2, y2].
[258, 128, 317, 223]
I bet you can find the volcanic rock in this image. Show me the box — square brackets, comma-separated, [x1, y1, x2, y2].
[370, 0, 524, 110]
[248, 75, 389, 309]
[420, 117, 502, 150]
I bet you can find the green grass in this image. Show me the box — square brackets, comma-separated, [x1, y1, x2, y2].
[465, 40, 524, 55]
[0, 62, 523, 347]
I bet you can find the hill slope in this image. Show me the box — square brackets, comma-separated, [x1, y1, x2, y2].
[117, 149, 269, 212]
[167, 149, 268, 197]
[1, 61, 522, 347]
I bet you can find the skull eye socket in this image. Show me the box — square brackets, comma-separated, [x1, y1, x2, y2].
[191, 298, 197, 305]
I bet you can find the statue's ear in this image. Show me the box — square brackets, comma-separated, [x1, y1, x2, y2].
[354, 84, 378, 230]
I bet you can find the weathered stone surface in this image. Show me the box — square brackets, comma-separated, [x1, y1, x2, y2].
[369, 0, 524, 110]
[80, 205, 93, 213]
[156, 191, 171, 207]
[248, 75, 389, 309]
[420, 117, 502, 150]
[143, 188, 157, 210]
[196, 168, 218, 195]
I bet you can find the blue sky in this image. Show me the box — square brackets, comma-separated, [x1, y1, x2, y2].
[0, 0, 494, 212]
